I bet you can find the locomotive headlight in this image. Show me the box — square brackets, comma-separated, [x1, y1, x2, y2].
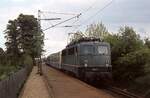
[106, 64, 112, 67]
[106, 64, 109, 67]
[84, 63, 88, 67]
[106, 59, 110, 67]
[84, 60, 88, 67]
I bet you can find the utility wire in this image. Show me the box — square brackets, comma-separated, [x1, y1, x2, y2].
[42, 13, 80, 29]
[69, 0, 99, 29]
[43, 13, 81, 31]
[65, 17, 80, 33]
[41, 11, 78, 16]
[40, 11, 81, 31]
[82, 0, 113, 25]
[42, 13, 53, 26]
[41, 0, 98, 32]
[65, 0, 99, 34]
[72, 0, 113, 32]
[41, 0, 113, 32]
[81, 0, 99, 14]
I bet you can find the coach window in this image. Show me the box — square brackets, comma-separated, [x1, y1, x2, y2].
[68, 47, 74, 55]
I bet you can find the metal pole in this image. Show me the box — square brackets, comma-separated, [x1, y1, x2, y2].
[38, 10, 42, 75]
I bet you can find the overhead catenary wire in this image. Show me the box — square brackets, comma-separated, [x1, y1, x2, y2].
[40, 0, 99, 32]
[41, 11, 78, 16]
[41, 12, 75, 30]
[40, 0, 113, 33]
[43, 13, 82, 31]
[39, 10, 81, 31]
[72, 0, 114, 33]
[65, 0, 99, 35]
[82, 0, 113, 26]
[82, 0, 99, 14]
[68, 0, 99, 30]
[42, 12, 53, 26]
[66, 0, 113, 43]
[65, 16, 80, 33]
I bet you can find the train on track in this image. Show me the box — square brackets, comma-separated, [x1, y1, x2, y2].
[46, 37, 112, 81]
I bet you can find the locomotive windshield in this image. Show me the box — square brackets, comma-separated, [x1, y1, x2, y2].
[80, 44, 109, 55]
[80, 45, 94, 55]
[97, 45, 108, 55]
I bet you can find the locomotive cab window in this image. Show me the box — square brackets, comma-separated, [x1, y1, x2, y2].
[80, 45, 94, 55]
[97, 46, 108, 55]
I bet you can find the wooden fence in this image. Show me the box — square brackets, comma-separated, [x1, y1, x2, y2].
[0, 65, 32, 98]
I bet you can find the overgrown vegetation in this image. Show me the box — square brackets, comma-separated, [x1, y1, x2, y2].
[0, 14, 44, 80]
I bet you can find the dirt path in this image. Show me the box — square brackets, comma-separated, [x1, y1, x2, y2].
[19, 66, 50, 98]
[43, 65, 117, 98]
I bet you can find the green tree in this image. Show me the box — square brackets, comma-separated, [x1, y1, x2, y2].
[70, 31, 84, 42]
[0, 48, 6, 65]
[145, 38, 150, 49]
[119, 26, 143, 54]
[5, 20, 20, 66]
[4, 14, 44, 66]
[17, 14, 44, 65]
[114, 49, 150, 81]
[85, 22, 108, 39]
[104, 34, 122, 63]
[104, 26, 145, 82]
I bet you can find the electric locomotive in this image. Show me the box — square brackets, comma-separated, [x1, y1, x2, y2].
[47, 37, 112, 81]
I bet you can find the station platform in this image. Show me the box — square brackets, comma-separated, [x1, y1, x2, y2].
[19, 66, 50, 98]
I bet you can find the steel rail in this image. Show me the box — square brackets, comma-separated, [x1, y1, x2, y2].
[106, 86, 143, 98]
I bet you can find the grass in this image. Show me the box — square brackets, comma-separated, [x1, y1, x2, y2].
[0, 65, 23, 80]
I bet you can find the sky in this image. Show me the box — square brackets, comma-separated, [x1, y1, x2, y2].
[0, 0, 150, 56]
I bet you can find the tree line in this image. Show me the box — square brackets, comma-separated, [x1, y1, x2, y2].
[0, 14, 44, 79]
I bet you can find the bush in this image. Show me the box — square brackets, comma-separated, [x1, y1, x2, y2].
[0, 54, 33, 81]
[0, 65, 18, 80]
[113, 48, 150, 82]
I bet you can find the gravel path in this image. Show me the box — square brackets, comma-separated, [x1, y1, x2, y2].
[43, 65, 117, 98]
[20, 66, 50, 98]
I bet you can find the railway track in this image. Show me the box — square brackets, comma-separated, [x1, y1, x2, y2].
[84, 79, 143, 98]
[105, 86, 143, 98]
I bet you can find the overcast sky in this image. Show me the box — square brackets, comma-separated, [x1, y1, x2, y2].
[0, 0, 150, 55]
